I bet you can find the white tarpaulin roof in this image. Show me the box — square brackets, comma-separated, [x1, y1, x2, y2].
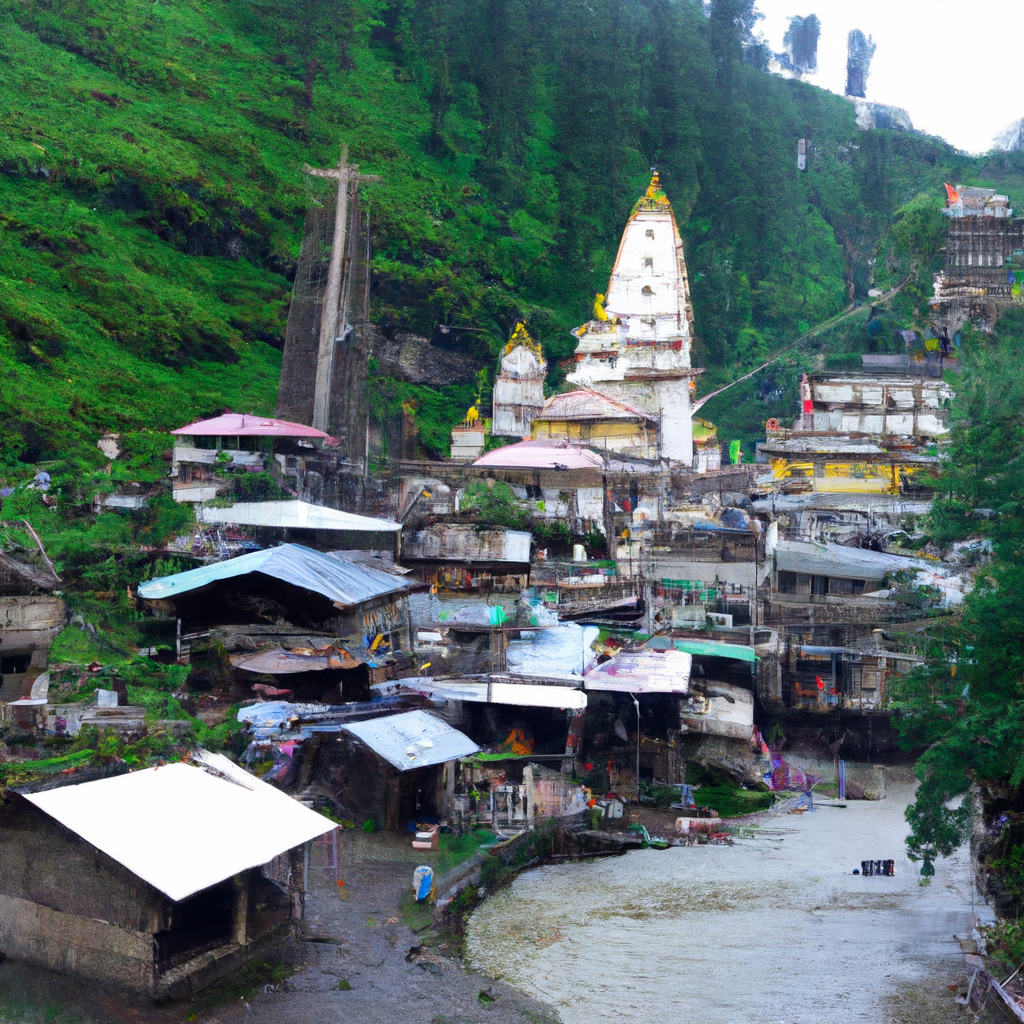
[378, 678, 587, 711]
[583, 648, 691, 694]
[341, 710, 479, 771]
[506, 623, 600, 677]
[23, 754, 335, 903]
[197, 500, 401, 533]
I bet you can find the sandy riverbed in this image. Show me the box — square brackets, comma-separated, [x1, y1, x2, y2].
[467, 769, 991, 1024]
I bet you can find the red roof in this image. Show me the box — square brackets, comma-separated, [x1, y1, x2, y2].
[172, 413, 333, 441]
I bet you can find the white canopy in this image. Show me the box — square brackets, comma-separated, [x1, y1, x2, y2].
[379, 678, 587, 711]
[24, 754, 335, 902]
[583, 648, 691, 694]
[197, 500, 401, 533]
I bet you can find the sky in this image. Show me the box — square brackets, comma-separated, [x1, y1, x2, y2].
[754, 0, 1021, 154]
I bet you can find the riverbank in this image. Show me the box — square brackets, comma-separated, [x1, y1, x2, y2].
[467, 767, 997, 1024]
[0, 770, 999, 1024]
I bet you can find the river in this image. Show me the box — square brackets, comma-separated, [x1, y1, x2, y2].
[468, 771, 988, 1024]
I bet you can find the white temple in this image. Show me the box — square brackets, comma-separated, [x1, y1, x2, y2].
[568, 172, 700, 464]
[492, 322, 547, 437]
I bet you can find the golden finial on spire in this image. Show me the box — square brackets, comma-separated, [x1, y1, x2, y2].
[632, 167, 671, 215]
[503, 321, 544, 359]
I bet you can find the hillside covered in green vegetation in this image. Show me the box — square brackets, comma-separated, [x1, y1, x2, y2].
[7, 0, 1024, 468]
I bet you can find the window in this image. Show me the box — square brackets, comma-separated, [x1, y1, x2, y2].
[154, 879, 235, 968]
[642, 257, 653, 270]
[0, 654, 31, 674]
[829, 578, 865, 596]
[777, 571, 799, 594]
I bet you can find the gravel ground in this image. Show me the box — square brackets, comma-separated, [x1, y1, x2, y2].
[196, 857, 557, 1024]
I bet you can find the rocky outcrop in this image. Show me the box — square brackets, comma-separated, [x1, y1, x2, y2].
[850, 99, 914, 133]
[371, 328, 482, 388]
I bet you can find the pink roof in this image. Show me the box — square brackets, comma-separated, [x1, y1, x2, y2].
[472, 439, 604, 471]
[172, 413, 332, 441]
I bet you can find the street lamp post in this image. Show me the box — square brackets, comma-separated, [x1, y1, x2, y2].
[632, 695, 641, 803]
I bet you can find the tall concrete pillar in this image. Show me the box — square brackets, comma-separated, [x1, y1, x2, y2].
[657, 379, 694, 466]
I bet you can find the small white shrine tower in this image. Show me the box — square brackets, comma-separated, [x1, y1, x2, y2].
[492, 322, 547, 437]
[567, 172, 699, 464]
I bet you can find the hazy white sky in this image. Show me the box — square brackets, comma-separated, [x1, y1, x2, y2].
[754, 0, 1021, 154]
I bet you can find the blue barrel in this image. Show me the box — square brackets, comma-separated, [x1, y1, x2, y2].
[413, 865, 433, 901]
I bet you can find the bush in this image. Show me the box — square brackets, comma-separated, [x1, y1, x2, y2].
[479, 851, 512, 889]
[228, 470, 290, 502]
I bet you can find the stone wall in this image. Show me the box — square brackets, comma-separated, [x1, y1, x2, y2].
[0, 798, 293, 999]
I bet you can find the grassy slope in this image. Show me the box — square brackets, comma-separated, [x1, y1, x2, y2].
[0, 0, 525, 467]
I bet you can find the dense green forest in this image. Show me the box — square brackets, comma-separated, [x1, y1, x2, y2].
[6, 0, 1024, 467]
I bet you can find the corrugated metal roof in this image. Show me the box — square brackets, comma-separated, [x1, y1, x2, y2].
[537, 389, 656, 423]
[172, 412, 332, 440]
[761, 437, 938, 462]
[137, 543, 410, 606]
[584, 648, 691, 694]
[341, 710, 479, 771]
[23, 757, 334, 903]
[775, 540, 935, 581]
[197, 500, 400, 533]
[473, 439, 604, 471]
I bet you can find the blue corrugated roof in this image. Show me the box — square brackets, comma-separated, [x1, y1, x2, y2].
[341, 710, 479, 771]
[138, 543, 410, 607]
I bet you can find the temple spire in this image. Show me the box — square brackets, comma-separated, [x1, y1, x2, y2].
[566, 174, 701, 465]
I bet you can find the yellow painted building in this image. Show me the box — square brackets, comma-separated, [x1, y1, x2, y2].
[766, 456, 934, 495]
[531, 389, 658, 457]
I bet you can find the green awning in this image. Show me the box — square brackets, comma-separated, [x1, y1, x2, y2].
[675, 640, 756, 663]
[646, 636, 757, 663]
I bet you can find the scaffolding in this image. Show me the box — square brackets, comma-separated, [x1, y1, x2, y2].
[934, 187, 1024, 327]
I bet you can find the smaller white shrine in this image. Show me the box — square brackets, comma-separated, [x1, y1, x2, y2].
[491, 322, 547, 438]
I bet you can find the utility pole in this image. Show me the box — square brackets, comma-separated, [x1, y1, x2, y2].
[303, 144, 380, 435]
